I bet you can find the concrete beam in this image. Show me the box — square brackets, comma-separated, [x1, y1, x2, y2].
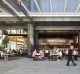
[36, 26, 80, 30]
[0, 17, 30, 22]
[33, 17, 80, 21]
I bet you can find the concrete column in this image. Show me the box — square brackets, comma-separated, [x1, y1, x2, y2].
[27, 24, 35, 57]
[35, 31, 38, 47]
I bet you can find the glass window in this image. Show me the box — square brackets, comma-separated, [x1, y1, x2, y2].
[30, 0, 39, 12]
[36, 0, 50, 12]
[7, 30, 9, 34]
[76, 0, 80, 12]
[24, 31, 27, 34]
[23, 0, 32, 12]
[11, 30, 16, 34]
[16, 30, 21, 34]
[52, 0, 65, 12]
[21, 30, 23, 34]
[65, 0, 76, 12]
[26, 0, 80, 13]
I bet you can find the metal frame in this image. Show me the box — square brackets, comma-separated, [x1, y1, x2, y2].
[20, 1, 32, 21]
[64, 0, 68, 12]
[2, 0, 20, 17]
[50, 0, 52, 12]
[0, 7, 7, 13]
[33, 0, 41, 12]
[76, 4, 80, 12]
[20, 0, 31, 16]
[31, 12, 80, 17]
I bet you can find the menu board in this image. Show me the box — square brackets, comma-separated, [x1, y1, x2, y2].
[38, 38, 67, 45]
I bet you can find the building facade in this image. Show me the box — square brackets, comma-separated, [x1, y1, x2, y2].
[0, 0, 80, 56]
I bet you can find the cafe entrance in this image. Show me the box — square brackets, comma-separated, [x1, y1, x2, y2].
[36, 30, 78, 51]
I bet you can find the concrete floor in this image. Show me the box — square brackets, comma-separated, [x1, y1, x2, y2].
[0, 57, 80, 74]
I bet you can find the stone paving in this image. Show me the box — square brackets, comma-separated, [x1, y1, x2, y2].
[0, 57, 80, 74]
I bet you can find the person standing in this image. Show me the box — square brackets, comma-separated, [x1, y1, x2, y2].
[73, 48, 78, 61]
[44, 49, 49, 57]
[66, 45, 77, 66]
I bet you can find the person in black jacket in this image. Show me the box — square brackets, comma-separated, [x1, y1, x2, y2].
[66, 45, 76, 66]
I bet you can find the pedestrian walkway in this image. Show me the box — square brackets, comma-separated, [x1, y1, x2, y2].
[0, 57, 80, 74]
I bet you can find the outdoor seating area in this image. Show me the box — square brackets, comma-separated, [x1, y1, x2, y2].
[0, 48, 27, 61]
[32, 46, 79, 62]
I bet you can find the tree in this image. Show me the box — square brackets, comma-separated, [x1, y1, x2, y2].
[2, 35, 9, 48]
[2, 30, 8, 35]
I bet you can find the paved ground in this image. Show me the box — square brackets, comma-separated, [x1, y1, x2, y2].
[0, 57, 80, 74]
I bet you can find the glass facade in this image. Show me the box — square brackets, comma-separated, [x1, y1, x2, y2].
[25, 0, 80, 13]
[0, 29, 27, 50]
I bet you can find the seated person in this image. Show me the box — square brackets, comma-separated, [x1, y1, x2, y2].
[58, 50, 62, 61]
[32, 49, 37, 60]
[39, 49, 44, 60]
[49, 50, 53, 60]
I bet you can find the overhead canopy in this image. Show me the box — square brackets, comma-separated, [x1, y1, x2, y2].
[28, 0, 80, 12]
[0, 0, 80, 21]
